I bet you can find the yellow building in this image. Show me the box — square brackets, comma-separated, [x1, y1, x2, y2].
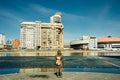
[20, 12, 64, 50]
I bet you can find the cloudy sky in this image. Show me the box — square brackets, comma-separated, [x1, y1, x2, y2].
[0, 0, 120, 42]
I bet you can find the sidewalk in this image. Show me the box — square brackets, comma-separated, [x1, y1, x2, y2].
[0, 72, 120, 80]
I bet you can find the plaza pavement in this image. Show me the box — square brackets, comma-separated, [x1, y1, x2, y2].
[0, 72, 120, 80]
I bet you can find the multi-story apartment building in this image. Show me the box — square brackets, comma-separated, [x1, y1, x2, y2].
[20, 12, 64, 50]
[0, 33, 5, 49]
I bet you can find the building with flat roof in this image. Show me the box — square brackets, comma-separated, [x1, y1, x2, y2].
[98, 37, 120, 50]
[20, 12, 64, 50]
[70, 36, 97, 50]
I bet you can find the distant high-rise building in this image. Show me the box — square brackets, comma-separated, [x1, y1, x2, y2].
[6, 39, 12, 46]
[13, 39, 20, 49]
[0, 33, 5, 48]
[20, 12, 64, 49]
[5, 39, 12, 50]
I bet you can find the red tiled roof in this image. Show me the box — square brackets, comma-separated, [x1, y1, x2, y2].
[98, 37, 120, 43]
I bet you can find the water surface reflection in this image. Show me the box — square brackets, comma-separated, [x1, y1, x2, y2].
[0, 51, 120, 74]
[0, 51, 120, 56]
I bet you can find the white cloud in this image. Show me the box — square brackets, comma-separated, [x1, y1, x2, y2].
[97, 4, 111, 20]
[30, 4, 56, 15]
[63, 12, 86, 21]
[0, 9, 24, 22]
[30, 4, 87, 21]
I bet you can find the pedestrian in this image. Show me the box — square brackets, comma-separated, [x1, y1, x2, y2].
[54, 50, 64, 78]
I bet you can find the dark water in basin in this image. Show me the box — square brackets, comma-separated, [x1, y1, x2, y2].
[0, 51, 120, 74]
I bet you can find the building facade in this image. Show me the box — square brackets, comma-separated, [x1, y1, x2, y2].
[13, 39, 20, 49]
[70, 36, 97, 50]
[98, 37, 120, 50]
[0, 33, 5, 49]
[20, 12, 64, 50]
[5, 39, 12, 49]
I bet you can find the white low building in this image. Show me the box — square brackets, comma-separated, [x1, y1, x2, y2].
[98, 37, 120, 50]
[70, 36, 97, 50]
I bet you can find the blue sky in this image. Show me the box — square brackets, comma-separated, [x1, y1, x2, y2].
[0, 0, 120, 42]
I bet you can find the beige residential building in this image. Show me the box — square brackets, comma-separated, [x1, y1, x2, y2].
[20, 12, 64, 50]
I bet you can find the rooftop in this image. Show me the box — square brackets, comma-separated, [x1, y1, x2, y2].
[98, 37, 120, 43]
